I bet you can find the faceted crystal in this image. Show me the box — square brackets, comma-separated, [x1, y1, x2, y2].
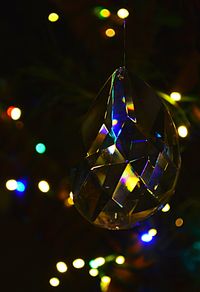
[72, 67, 181, 230]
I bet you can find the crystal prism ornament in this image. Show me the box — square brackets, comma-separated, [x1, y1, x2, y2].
[71, 67, 181, 230]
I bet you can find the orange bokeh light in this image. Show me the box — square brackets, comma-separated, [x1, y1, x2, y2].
[7, 106, 15, 117]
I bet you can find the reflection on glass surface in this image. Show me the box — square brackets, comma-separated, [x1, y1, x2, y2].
[72, 67, 181, 230]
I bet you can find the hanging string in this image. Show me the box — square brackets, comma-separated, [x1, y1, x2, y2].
[123, 19, 126, 68]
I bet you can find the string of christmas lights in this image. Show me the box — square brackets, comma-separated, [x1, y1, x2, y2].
[1, 3, 199, 291]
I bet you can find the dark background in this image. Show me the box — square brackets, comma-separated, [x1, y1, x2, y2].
[0, 0, 200, 291]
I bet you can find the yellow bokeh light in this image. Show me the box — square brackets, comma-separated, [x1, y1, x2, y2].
[101, 276, 111, 292]
[101, 275, 111, 284]
[117, 8, 129, 19]
[6, 179, 17, 191]
[162, 203, 170, 212]
[115, 255, 125, 265]
[178, 125, 188, 138]
[105, 28, 115, 38]
[49, 277, 60, 287]
[175, 218, 184, 227]
[148, 228, 157, 237]
[100, 9, 111, 18]
[112, 119, 118, 126]
[56, 261, 68, 273]
[94, 257, 105, 267]
[38, 180, 50, 193]
[72, 258, 85, 269]
[10, 107, 21, 120]
[89, 268, 99, 277]
[69, 191, 74, 200]
[67, 197, 74, 206]
[48, 13, 59, 22]
[170, 92, 181, 101]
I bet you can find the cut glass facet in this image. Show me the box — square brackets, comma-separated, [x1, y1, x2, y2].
[72, 67, 181, 230]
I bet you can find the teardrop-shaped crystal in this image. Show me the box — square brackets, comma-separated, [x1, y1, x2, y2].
[71, 67, 181, 230]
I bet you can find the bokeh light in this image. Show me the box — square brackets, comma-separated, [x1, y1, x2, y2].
[38, 180, 50, 193]
[89, 260, 97, 269]
[117, 8, 129, 19]
[11, 107, 21, 120]
[89, 268, 99, 277]
[170, 92, 182, 101]
[68, 197, 74, 205]
[35, 143, 46, 154]
[7, 106, 22, 120]
[148, 228, 157, 237]
[72, 258, 85, 269]
[115, 255, 125, 265]
[69, 191, 74, 200]
[100, 8, 111, 18]
[105, 28, 115, 38]
[56, 261, 68, 273]
[162, 203, 170, 212]
[141, 233, 153, 243]
[6, 106, 15, 117]
[175, 218, 184, 227]
[178, 125, 188, 138]
[48, 13, 59, 22]
[95, 257, 105, 267]
[101, 276, 111, 292]
[49, 277, 60, 287]
[6, 179, 17, 191]
[89, 257, 105, 268]
[101, 276, 111, 284]
[16, 181, 26, 192]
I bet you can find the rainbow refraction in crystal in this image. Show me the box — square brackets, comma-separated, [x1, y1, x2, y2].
[72, 67, 181, 230]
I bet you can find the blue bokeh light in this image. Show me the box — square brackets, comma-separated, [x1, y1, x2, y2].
[16, 181, 26, 192]
[155, 132, 162, 138]
[141, 233, 153, 243]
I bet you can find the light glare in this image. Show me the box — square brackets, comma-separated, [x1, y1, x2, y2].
[108, 145, 116, 154]
[69, 191, 74, 199]
[141, 233, 153, 242]
[178, 125, 188, 138]
[38, 180, 50, 193]
[56, 261, 68, 273]
[115, 255, 125, 265]
[101, 276, 111, 284]
[175, 218, 184, 227]
[89, 257, 105, 268]
[67, 197, 74, 206]
[35, 143, 46, 154]
[48, 13, 59, 22]
[10, 107, 21, 120]
[100, 9, 111, 18]
[117, 8, 129, 19]
[89, 268, 99, 277]
[170, 92, 181, 101]
[101, 276, 111, 292]
[6, 179, 17, 191]
[94, 257, 105, 267]
[105, 28, 115, 38]
[148, 228, 157, 237]
[49, 277, 60, 287]
[16, 181, 26, 192]
[72, 258, 85, 269]
[162, 203, 170, 212]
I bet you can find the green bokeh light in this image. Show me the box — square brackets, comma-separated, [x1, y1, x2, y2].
[35, 143, 46, 154]
[94, 6, 110, 19]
